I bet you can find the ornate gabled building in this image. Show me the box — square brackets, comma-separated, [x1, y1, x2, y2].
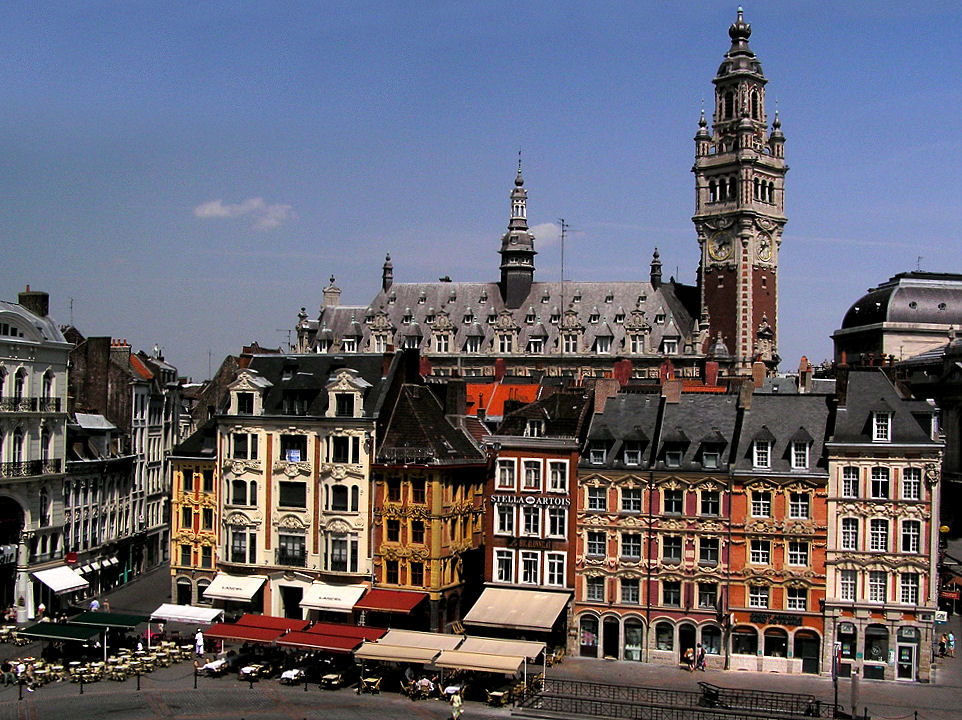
[693, 8, 787, 372]
[371, 381, 487, 631]
[206, 352, 407, 618]
[823, 368, 942, 682]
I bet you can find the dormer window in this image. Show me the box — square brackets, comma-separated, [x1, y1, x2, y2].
[605, 293, 614, 304]
[589, 311, 600, 324]
[335, 393, 355, 417]
[594, 337, 611, 355]
[873, 412, 891, 442]
[341, 338, 357, 352]
[402, 308, 412, 325]
[404, 335, 420, 350]
[449, 289, 457, 303]
[791, 440, 809, 470]
[661, 338, 678, 355]
[526, 338, 544, 354]
[541, 291, 550, 303]
[463, 310, 473, 324]
[417, 292, 426, 304]
[237, 392, 254, 415]
[572, 291, 582, 303]
[434, 334, 450, 353]
[614, 311, 625, 323]
[524, 419, 544, 438]
[479, 289, 488, 304]
[316, 339, 330, 353]
[464, 336, 482, 353]
[550, 310, 560, 324]
[624, 443, 641, 466]
[487, 312, 496, 325]
[425, 313, 435, 325]
[629, 335, 645, 354]
[665, 449, 683, 468]
[388, 292, 397, 305]
[702, 449, 719, 469]
[525, 309, 535, 324]
[654, 313, 666, 324]
[753, 440, 771, 469]
[589, 441, 606, 465]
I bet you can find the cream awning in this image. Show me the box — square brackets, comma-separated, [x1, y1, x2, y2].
[202, 573, 266, 602]
[458, 636, 545, 661]
[32, 565, 89, 595]
[299, 583, 366, 613]
[463, 587, 569, 632]
[380, 628, 464, 651]
[354, 641, 440, 664]
[150, 603, 224, 625]
[434, 649, 526, 675]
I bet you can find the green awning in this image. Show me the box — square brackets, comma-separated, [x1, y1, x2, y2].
[19, 623, 102, 642]
[71, 611, 149, 629]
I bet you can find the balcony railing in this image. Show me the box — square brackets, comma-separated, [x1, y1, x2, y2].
[0, 397, 61, 413]
[0, 459, 63, 478]
[275, 550, 307, 567]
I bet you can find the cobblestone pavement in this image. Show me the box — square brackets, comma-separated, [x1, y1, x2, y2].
[0, 566, 957, 720]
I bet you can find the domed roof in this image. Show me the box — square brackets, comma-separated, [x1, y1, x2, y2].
[841, 272, 962, 329]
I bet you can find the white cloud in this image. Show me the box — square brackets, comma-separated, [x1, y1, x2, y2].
[530, 221, 562, 246]
[193, 197, 295, 230]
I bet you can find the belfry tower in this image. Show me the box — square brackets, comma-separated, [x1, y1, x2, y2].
[498, 159, 537, 309]
[693, 8, 787, 372]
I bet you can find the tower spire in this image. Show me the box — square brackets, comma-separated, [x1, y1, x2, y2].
[499, 159, 536, 308]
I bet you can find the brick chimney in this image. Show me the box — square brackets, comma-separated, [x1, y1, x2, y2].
[662, 379, 683, 404]
[110, 338, 132, 365]
[798, 355, 813, 394]
[18, 285, 49, 318]
[751, 361, 766, 388]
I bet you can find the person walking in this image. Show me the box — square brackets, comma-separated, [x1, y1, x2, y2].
[450, 689, 463, 719]
[684, 646, 695, 671]
[195, 628, 205, 657]
[696, 643, 707, 671]
[949, 631, 956, 658]
[939, 633, 948, 657]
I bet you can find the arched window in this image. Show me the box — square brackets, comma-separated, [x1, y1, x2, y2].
[768, 181, 775, 203]
[701, 625, 722, 655]
[724, 91, 734, 120]
[42, 371, 53, 399]
[709, 180, 717, 203]
[764, 627, 788, 657]
[728, 177, 737, 201]
[579, 616, 599, 657]
[197, 579, 211, 604]
[751, 91, 760, 120]
[753, 178, 760, 200]
[14, 370, 26, 400]
[718, 180, 727, 202]
[40, 427, 50, 461]
[624, 618, 644, 661]
[864, 624, 889, 664]
[732, 626, 758, 655]
[39, 488, 50, 527]
[13, 427, 24, 464]
[655, 621, 674, 651]
[351, 485, 359, 512]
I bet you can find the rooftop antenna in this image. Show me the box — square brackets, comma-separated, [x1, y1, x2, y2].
[69, 297, 74, 326]
[917, 256, 923, 272]
[276, 328, 293, 351]
[208, 349, 212, 380]
[559, 217, 568, 367]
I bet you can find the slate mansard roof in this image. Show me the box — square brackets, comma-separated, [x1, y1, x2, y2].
[732, 393, 832, 476]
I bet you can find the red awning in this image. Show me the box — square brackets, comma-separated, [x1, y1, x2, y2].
[205, 623, 285, 645]
[235, 614, 309, 632]
[308, 621, 386, 642]
[276, 631, 361, 654]
[354, 589, 428, 614]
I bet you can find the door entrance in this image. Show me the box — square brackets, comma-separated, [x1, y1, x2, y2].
[793, 632, 820, 674]
[678, 623, 696, 665]
[279, 586, 303, 619]
[896, 645, 915, 680]
[603, 617, 620, 659]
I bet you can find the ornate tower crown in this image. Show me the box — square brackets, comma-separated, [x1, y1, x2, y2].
[499, 156, 537, 309]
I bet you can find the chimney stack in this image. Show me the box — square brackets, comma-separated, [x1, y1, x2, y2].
[18, 285, 49, 318]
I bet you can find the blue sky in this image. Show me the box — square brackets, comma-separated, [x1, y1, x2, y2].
[3, 2, 960, 381]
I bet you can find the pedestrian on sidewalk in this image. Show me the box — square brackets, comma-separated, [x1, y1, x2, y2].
[949, 631, 956, 658]
[696, 643, 707, 671]
[103, 599, 110, 613]
[449, 689, 463, 719]
[195, 628, 205, 657]
[939, 633, 947, 657]
[684, 646, 695, 672]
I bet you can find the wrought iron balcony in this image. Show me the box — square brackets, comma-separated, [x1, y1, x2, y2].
[0, 397, 61, 413]
[275, 549, 307, 567]
[0, 459, 63, 478]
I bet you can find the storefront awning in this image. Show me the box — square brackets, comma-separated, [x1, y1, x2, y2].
[31, 565, 89, 595]
[299, 583, 366, 613]
[205, 623, 284, 645]
[202, 573, 266, 602]
[458, 636, 545, 662]
[150, 603, 224, 625]
[463, 588, 569, 632]
[379, 628, 464, 651]
[72, 611, 149, 629]
[235, 614, 309, 632]
[103, 557, 119, 567]
[308, 621, 386, 642]
[18, 623, 102, 643]
[353, 641, 440, 664]
[354, 589, 427, 614]
[277, 631, 361, 654]
[435, 649, 525, 675]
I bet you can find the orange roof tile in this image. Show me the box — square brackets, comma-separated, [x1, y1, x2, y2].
[128, 354, 154, 380]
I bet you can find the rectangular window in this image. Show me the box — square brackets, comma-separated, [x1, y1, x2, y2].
[902, 467, 922, 500]
[662, 535, 682, 564]
[278, 481, 307, 508]
[791, 441, 809, 469]
[841, 517, 859, 551]
[547, 507, 566, 537]
[520, 551, 540, 584]
[589, 441, 606, 465]
[587, 531, 606, 557]
[331, 436, 350, 463]
[330, 538, 348, 572]
[387, 478, 401, 502]
[546, 552, 565, 587]
[842, 466, 859, 498]
[621, 533, 642, 560]
[498, 334, 513, 353]
[871, 467, 890, 499]
[586, 576, 605, 602]
[385, 560, 399, 584]
[789, 493, 809, 519]
[411, 478, 426, 504]
[750, 539, 771, 565]
[237, 392, 254, 415]
[522, 460, 542, 490]
[665, 448, 683, 468]
[497, 459, 516, 490]
[548, 461, 568, 492]
[870, 518, 889, 552]
[180, 544, 192, 567]
[840, 570, 857, 601]
[232, 433, 251, 460]
[202, 508, 214, 530]
[587, 486, 607, 512]
[749, 585, 769, 608]
[901, 520, 921, 553]
[496, 505, 514, 535]
[524, 420, 544, 438]
[786, 587, 807, 611]
[622, 487, 642, 513]
[522, 506, 541, 536]
[181, 506, 192, 530]
[663, 488, 683, 515]
[754, 441, 771, 469]
[621, 578, 640, 604]
[788, 541, 809, 566]
[410, 520, 425, 544]
[700, 490, 720, 516]
[386, 518, 400, 542]
[868, 570, 887, 602]
[277, 533, 306, 566]
[698, 582, 717, 609]
[702, 449, 720, 469]
[751, 491, 771, 518]
[662, 580, 681, 607]
[624, 443, 641, 466]
[900, 573, 919, 604]
[183, 472, 194, 493]
[495, 550, 514, 583]
[201, 546, 212, 568]
[230, 530, 247, 564]
[203, 469, 214, 493]
[410, 561, 424, 586]
[873, 412, 891, 442]
[699, 537, 719, 566]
